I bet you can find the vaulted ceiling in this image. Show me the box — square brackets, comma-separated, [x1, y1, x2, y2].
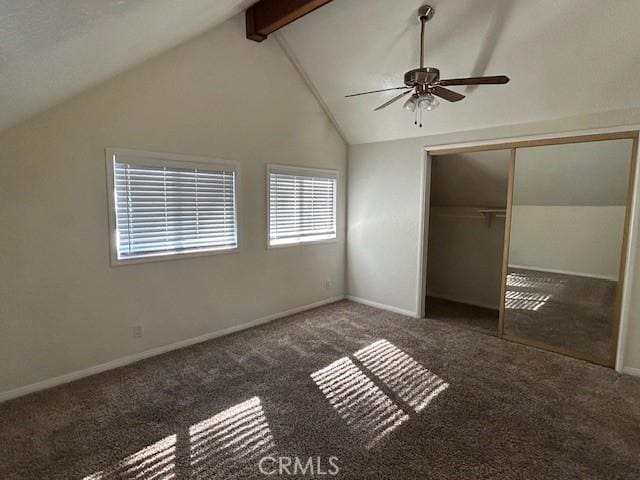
[430, 150, 510, 208]
[0, 0, 256, 132]
[279, 0, 640, 144]
[2, 0, 640, 145]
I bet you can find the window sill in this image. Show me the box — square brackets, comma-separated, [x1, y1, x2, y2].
[267, 237, 338, 249]
[110, 245, 239, 266]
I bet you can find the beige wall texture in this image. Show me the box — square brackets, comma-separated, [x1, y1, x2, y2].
[0, 15, 347, 395]
[346, 137, 426, 314]
[347, 110, 640, 374]
[509, 206, 626, 280]
[427, 210, 506, 310]
[513, 139, 633, 207]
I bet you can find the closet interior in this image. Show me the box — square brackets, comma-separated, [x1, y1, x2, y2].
[425, 149, 510, 335]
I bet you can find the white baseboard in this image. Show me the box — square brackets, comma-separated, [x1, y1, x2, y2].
[508, 264, 618, 281]
[622, 366, 640, 378]
[0, 295, 345, 403]
[426, 292, 499, 311]
[346, 295, 418, 318]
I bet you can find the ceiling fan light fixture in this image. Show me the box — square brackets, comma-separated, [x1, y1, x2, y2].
[417, 93, 439, 111]
[403, 94, 418, 112]
[344, 4, 509, 125]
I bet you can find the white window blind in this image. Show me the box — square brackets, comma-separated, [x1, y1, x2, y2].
[109, 152, 238, 262]
[268, 166, 337, 246]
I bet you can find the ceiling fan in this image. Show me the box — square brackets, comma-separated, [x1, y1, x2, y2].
[345, 4, 510, 127]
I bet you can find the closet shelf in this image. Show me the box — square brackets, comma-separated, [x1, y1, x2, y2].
[430, 206, 506, 227]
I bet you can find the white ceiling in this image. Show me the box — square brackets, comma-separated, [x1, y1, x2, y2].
[0, 0, 255, 132]
[280, 0, 640, 145]
[3, 0, 640, 144]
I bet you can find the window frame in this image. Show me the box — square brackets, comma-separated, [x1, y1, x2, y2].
[105, 148, 241, 266]
[266, 163, 339, 249]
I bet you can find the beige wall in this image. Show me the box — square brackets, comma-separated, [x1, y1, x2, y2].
[509, 206, 626, 279]
[346, 137, 425, 314]
[427, 209, 506, 310]
[626, 244, 640, 371]
[0, 15, 347, 395]
[513, 140, 633, 206]
[347, 111, 640, 373]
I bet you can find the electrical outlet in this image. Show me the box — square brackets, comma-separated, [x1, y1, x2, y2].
[133, 324, 143, 339]
[325, 279, 333, 290]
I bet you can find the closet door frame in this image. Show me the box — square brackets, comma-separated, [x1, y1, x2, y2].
[497, 148, 516, 339]
[425, 130, 639, 369]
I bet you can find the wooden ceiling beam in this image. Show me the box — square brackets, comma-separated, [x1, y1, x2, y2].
[246, 0, 333, 42]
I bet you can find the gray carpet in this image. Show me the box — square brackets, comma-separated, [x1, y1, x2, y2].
[426, 296, 499, 335]
[504, 268, 616, 362]
[1, 300, 640, 479]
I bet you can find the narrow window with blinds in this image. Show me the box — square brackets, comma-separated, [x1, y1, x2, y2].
[268, 165, 337, 247]
[107, 150, 238, 263]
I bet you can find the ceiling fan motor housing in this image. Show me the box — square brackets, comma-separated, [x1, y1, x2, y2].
[404, 67, 440, 87]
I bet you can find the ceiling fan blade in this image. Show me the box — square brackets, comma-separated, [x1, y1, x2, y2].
[439, 75, 510, 86]
[374, 90, 413, 111]
[345, 86, 409, 98]
[431, 86, 465, 102]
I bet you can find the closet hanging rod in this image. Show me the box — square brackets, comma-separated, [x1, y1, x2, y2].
[478, 208, 507, 214]
[430, 207, 506, 216]
[430, 207, 506, 227]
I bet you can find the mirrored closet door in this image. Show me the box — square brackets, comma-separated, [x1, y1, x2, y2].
[500, 135, 637, 366]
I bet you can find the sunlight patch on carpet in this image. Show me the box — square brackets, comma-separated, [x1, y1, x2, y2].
[189, 397, 275, 479]
[354, 340, 449, 412]
[311, 357, 409, 448]
[81, 434, 176, 480]
[505, 290, 551, 311]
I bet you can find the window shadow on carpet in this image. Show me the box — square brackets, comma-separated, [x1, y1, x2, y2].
[82, 397, 276, 480]
[81, 339, 447, 479]
[311, 339, 449, 448]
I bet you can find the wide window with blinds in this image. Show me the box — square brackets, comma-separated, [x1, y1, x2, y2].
[268, 165, 337, 247]
[107, 150, 238, 264]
